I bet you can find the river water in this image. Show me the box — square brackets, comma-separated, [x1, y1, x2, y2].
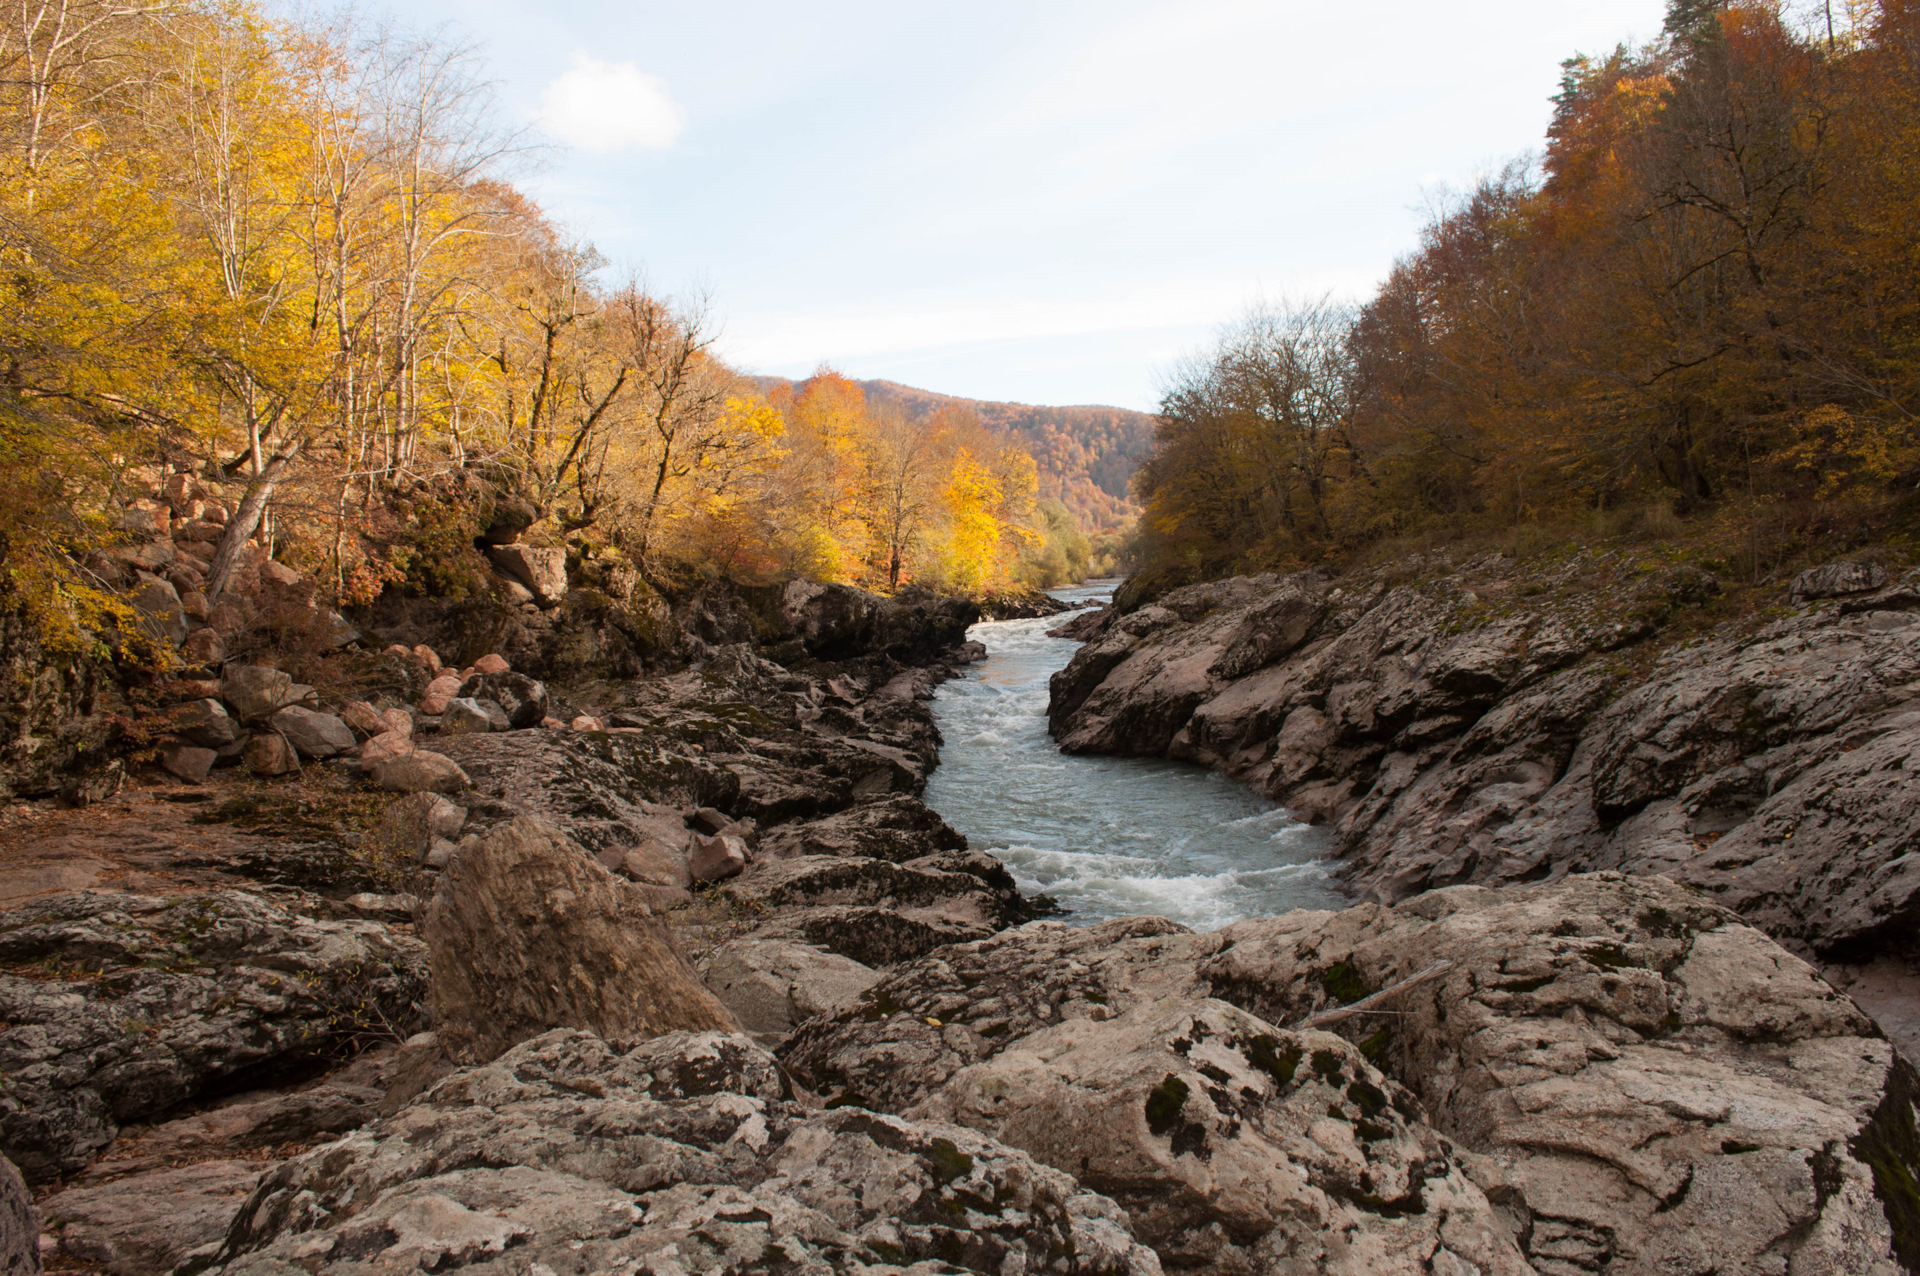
[924, 580, 1346, 931]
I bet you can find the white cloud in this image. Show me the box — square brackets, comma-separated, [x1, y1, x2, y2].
[535, 54, 683, 153]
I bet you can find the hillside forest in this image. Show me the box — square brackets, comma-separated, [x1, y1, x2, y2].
[1133, 0, 1920, 591]
[0, 1, 1104, 654]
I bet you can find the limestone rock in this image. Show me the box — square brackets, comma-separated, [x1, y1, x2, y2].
[161, 744, 216, 784]
[43, 1159, 263, 1275]
[455, 671, 547, 729]
[0, 1156, 36, 1276]
[243, 732, 297, 776]
[416, 673, 463, 716]
[687, 831, 748, 882]
[1792, 559, 1890, 602]
[370, 751, 467, 794]
[0, 890, 425, 1182]
[916, 997, 1531, 1275]
[1201, 873, 1914, 1276]
[172, 698, 237, 748]
[699, 938, 881, 1038]
[211, 1028, 1160, 1276]
[128, 578, 188, 646]
[178, 626, 222, 666]
[220, 666, 294, 724]
[268, 706, 355, 759]
[422, 816, 735, 1063]
[438, 697, 493, 736]
[484, 544, 566, 607]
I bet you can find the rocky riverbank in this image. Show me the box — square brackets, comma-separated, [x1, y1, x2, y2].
[2, 546, 1918, 1275]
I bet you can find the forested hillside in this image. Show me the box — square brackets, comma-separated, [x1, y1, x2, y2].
[1132, 0, 1920, 591]
[0, 2, 1076, 637]
[760, 377, 1152, 535]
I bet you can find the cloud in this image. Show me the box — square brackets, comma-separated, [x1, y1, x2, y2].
[535, 54, 683, 153]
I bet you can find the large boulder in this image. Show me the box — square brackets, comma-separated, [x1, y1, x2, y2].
[455, 671, 547, 729]
[219, 666, 297, 724]
[0, 890, 425, 1182]
[422, 817, 736, 1063]
[484, 544, 566, 608]
[127, 578, 188, 646]
[370, 750, 468, 794]
[1201, 873, 1917, 1276]
[0, 1157, 35, 1276]
[210, 1028, 1162, 1276]
[172, 698, 238, 748]
[916, 998, 1532, 1275]
[698, 938, 881, 1039]
[268, 706, 355, 759]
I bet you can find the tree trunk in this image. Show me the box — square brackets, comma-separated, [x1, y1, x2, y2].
[204, 442, 303, 604]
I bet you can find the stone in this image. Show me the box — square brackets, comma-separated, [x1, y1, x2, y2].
[455, 671, 547, 729]
[177, 585, 210, 618]
[172, 698, 238, 748]
[355, 731, 414, 769]
[438, 697, 493, 736]
[470, 652, 509, 675]
[220, 666, 295, 724]
[371, 751, 468, 795]
[259, 560, 300, 587]
[479, 498, 535, 546]
[485, 544, 567, 607]
[699, 939, 881, 1039]
[316, 611, 360, 648]
[114, 501, 168, 537]
[243, 732, 298, 777]
[688, 831, 749, 882]
[43, 1159, 262, 1275]
[495, 575, 535, 606]
[409, 644, 443, 674]
[915, 998, 1532, 1275]
[416, 673, 463, 716]
[127, 577, 188, 646]
[1200, 874, 1913, 1276]
[595, 838, 689, 888]
[210, 1029, 1160, 1276]
[160, 745, 216, 784]
[104, 540, 172, 573]
[422, 817, 736, 1063]
[379, 707, 413, 738]
[0, 890, 425, 1182]
[268, 706, 355, 759]
[1792, 559, 1891, 602]
[178, 626, 222, 666]
[173, 518, 224, 544]
[338, 701, 384, 738]
[569, 714, 604, 732]
[0, 1157, 34, 1276]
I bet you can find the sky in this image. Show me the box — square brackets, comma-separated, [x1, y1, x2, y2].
[369, 0, 1673, 411]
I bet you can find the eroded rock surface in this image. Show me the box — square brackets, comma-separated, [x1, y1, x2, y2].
[1048, 556, 1920, 984]
[785, 874, 1920, 1276]
[0, 890, 425, 1182]
[212, 1028, 1163, 1276]
[424, 816, 735, 1063]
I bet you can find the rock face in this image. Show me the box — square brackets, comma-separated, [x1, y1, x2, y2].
[785, 874, 1920, 1276]
[1203, 873, 1916, 1276]
[0, 1157, 35, 1276]
[212, 1028, 1163, 1276]
[1047, 556, 1920, 978]
[423, 816, 736, 1063]
[0, 890, 425, 1182]
[697, 938, 881, 1039]
[916, 999, 1533, 1275]
[484, 544, 567, 607]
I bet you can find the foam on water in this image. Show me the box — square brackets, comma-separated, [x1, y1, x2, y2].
[924, 581, 1347, 931]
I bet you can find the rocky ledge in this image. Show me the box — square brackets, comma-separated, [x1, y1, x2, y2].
[1048, 553, 1920, 1059]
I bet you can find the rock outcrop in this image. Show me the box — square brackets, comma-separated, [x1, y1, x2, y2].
[423, 816, 736, 1063]
[787, 873, 1920, 1276]
[1047, 557, 1920, 983]
[211, 1028, 1163, 1276]
[0, 890, 426, 1182]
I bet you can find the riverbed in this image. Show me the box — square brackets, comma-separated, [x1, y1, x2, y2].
[923, 580, 1345, 930]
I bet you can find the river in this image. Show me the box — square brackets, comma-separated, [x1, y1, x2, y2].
[923, 580, 1345, 931]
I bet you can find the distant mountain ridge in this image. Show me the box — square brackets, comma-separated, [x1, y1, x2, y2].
[755, 376, 1151, 534]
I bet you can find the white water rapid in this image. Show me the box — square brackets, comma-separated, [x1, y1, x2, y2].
[923, 580, 1346, 931]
